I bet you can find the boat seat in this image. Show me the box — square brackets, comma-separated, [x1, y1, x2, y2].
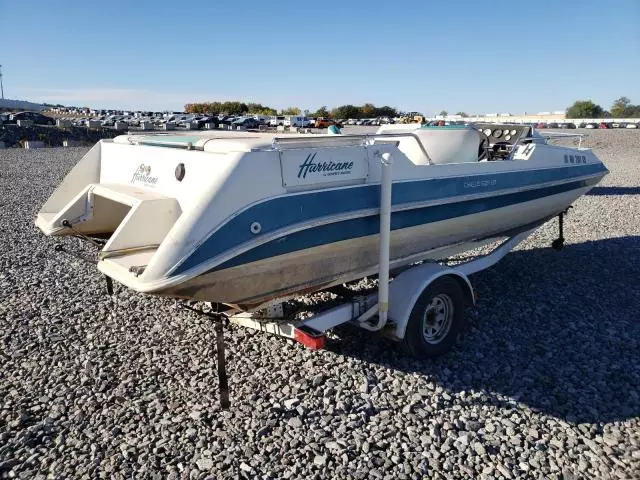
[376, 127, 481, 165]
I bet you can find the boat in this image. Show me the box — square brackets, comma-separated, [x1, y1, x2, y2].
[36, 123, 608, 312]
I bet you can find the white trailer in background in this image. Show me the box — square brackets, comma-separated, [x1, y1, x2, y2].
[269, 116, 286, 127]
[284, 116, 312, 128]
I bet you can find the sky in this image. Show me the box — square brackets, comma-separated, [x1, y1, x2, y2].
[0, 0, 638, 114]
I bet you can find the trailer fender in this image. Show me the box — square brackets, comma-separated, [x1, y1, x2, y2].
[388, 263, 474, 340]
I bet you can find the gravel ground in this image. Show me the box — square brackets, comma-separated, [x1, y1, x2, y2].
[1, 130, 639, 479]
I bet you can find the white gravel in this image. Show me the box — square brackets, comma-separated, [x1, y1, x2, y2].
[1, 130, 639, 479]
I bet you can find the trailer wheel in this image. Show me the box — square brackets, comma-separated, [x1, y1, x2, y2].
[402, 276, 465, 358]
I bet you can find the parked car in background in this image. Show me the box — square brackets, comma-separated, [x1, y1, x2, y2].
[217, 115, 235, 126]
[559, 123, 576, 129]
[599, 122, 611, 129]
[101, 116, 117, 127]
[177, 115, 196, 127]
[165, 114, 184, 124]
[8, 111, 56, 125]
[625, 122, 638, 129]
[194, 116, 219, 129]
[315, 118, 335, 128]
[231, 117, 261, 129]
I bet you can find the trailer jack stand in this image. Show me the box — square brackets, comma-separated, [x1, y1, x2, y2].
[551, 207, 572, 251]
[105, 276, 114, 295]
[182, 304, 231, 409]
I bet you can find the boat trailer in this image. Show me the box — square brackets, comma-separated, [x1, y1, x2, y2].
[53, 152, 571, 409]
[180, 153, 542, 408]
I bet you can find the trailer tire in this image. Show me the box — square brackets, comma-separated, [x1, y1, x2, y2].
[402, 276, 465, 358]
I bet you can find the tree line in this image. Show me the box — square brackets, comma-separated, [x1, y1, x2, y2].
[566, 97, 640, 118]
[184, 102, 277, 116]
[184, 101, 400, 119]
[325, 104, 398, 119]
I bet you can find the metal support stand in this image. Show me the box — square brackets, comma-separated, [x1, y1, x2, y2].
[551, 206, 572, 251]
[105, 276, 114, 295]
[182, 304, 231, 409]
[360, 152, 393, 331]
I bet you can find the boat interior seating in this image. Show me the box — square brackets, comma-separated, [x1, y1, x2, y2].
[374, 127, 480, 166]
[374, 124, 538, 166]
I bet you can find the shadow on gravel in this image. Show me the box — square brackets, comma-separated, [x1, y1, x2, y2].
[587, 186, 640, 196]
[329, 236, 640, 424]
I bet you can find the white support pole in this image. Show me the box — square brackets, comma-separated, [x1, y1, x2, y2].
[360, 152, 393, 331]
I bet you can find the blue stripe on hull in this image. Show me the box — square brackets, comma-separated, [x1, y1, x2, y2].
[210, 176, 600, 272]
[174, 164, 606, 275]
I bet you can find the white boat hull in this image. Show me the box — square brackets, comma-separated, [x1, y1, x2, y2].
[36, 127, 608, 311]
[162, 185, 590, 309]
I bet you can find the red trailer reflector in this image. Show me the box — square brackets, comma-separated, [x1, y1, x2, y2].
[294, 327, 326, 350]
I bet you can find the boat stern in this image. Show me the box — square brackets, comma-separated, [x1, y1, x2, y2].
[34, 133, 285, 302]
